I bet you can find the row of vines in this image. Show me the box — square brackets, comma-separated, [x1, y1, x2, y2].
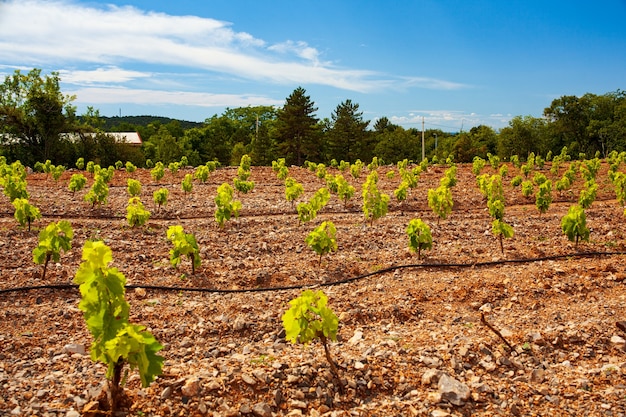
[2, 147, 626, 411]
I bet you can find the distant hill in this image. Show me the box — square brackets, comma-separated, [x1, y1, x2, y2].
[98, 115, 204, 131]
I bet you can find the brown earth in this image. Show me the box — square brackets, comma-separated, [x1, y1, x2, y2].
[1, 161, 626, 417]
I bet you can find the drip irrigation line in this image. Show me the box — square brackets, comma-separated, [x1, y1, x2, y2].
[0, 250, 624, 297]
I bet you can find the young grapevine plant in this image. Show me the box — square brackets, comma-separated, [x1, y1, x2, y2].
[305, 221, 338, 266]
[13, 198, 41, 231]
[282, 289, 340, 378]
[126, 197, 151, 228]
[535, 180, 553, 215]
[561, 204, 590, 248]
[74, 241, 164, 413]
[32, 220, 73, 279]
[285, 176, 304, 209]
[406, 218, 432, 260]
[68, 173, 87, 195]
[334, 174, 355, 208]
[127, 178, 141, 197]
[153, 187, 169, 210]
[215, 183, 242, 227]
[182, 173, 193, 195]
[427, 185, 453, 223]
[84, 174, 109, 208]
[362, 171, 389, 226]
[166, 225, 201, 274]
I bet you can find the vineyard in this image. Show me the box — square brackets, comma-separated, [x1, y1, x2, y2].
[1, 155, 626, 416]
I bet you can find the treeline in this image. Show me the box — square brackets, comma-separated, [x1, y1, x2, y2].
[1, 69, 625, 168]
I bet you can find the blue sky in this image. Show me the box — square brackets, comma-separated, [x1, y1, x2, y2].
[1, 0, 625, 132]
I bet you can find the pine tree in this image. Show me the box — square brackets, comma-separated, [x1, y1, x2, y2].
[275, 87, 320, 166]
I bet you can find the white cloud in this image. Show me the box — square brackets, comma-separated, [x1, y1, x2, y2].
[68, 87, 284, 108]
[58, 67, 151, 85]
[0, 0, 465, 93]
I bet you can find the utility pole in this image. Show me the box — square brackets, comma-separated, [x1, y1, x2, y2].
[421, 117, 425, 161]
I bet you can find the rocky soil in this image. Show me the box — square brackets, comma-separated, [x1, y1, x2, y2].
[1, 161, 626, 417]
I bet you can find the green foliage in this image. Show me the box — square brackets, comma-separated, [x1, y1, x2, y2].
[535, 180, 553, 215]
[492, 219, 515, 251]
[125, 161, 137, 173]
[578, 180, 597, 209]
[272, 158, 286, 176]
[285, 176, 304, 208]
[315, 163, 327, 179]
[510, 155, 520, 168]
[68, 173, 87, 194]
[214, 183, 242, 227]
[145, 159, 154, 168]
[555, 176, 572, 194]
[533, 172, 547, 185]
[612, 171, 626, 207]
[2, 173, 29, 201]
[338, 160, 350, 172]
[561, 205, 590, 247]
[168, 161, 180, 176]
[75, 158, 85, 171]
[234, 154, 255, 194]
[580, 158, 601, 182]
[97, 166, 115, 183]
[115, 160, 123, 170]
[194, 164, 210, 183]
[181, 173, 193, 194]
[367, 156, 379, 171]
[13, 198, 41, 231]
[50, 165, 65, 181]
[86, 160, 95, 173]
[428, 185, 453, 222]
[350, 160, 363, 179]
[127, 178, 142, 197]
[153, 187, 169, 209]
[335, 174, 355, 208]
[440, 165, 457, 188]
[233, 177, 255, 194]
[472, 156, 486, 175]
[166, 225, 201, 274]
[386, 170, 395, 179]
[362, 171, 389, 226]
[394, 181, 409, 204]
[282, 289, 338, 346]
[406, 219, 432, 260]
[521, 180, 534, 198]
[487, 153, 500, 170]
[150, 162, 165, 182]
[305, 221, 338, 265]
[32, 220, 73, 279]
[476, 173, 490, 198]
[180, 155, 188, 167]
[325, 174, 339, 193]
[206, 160, 219, 172]
[126, 197, 151, 228]
[400, 167, 419, 189]
[73, 241, 164, 404]
[84, 174, 109, 208]
[297, 188, 330, 224]
[511, 175, 523, 187]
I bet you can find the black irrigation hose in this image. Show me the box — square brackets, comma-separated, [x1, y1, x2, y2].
[1, 250, 624, 297]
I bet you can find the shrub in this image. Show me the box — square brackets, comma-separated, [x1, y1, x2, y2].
[406, 219, 432, 260]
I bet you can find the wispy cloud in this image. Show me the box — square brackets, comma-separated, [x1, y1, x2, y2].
[58, 67, 151, 85]
[0, 0, 465, 94]
[68, 87, 284, 108]
[389, 110, 513, 131]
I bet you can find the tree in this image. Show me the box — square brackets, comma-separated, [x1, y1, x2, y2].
[373, 126, 420, 163]
[497, 116, 548, 160]
[275, 87, 320, 165]
[0, 68, 77, 165]
[325, 99, 371, 163]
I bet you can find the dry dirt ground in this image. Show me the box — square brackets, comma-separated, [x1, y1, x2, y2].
[1, 161, 626, 417]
